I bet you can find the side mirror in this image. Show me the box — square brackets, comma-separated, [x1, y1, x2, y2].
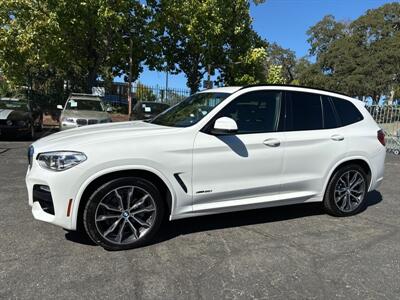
[106, 107, 113, 113]
[211, 117, 238, 135]
[57, 105, 63, 110]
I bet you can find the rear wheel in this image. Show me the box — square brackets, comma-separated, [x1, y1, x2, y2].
[83, 177, 165, 250]
[35, 117, 43, 132]
[25, 123, 35, 140]
[323, 164, 368, 217]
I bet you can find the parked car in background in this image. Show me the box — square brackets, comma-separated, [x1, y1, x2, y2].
[58, 93, 112, 131]
[26, 85, 386, 250]
[130, 101, 170, 121]
[0, 97, 42, 139]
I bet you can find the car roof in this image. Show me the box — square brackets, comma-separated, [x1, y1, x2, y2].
[139, 101, 169, 105]
[239, 84, 352, 98]
[68, 93, 102, 101]
[0, 97, 23, 101]
[198, 86, 242, 94]
[199, 84, 358, 104]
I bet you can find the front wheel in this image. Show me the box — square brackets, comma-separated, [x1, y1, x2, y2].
[323, 164, 368, 217]
[83, 177, 165, 250]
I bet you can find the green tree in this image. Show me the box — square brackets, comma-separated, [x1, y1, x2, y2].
[266, 65, 284, 84]
[299, 3, 400, 103]
[266, 43, 296, 83]
[0, 0, 150, 94]
[135, 82, 157, 102]
[150, 0, 266, 93]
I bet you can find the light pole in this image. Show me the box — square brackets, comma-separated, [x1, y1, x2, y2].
[165, 68, 169, 102]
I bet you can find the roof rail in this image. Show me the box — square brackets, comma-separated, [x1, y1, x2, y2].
[239, 84, 351, 98]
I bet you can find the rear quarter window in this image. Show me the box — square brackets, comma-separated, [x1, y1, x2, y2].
[331, 97, 364, 126]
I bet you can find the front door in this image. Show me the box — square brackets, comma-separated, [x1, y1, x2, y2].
[192, 90, 285, 213]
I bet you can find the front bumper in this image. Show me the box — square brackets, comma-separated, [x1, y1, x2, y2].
[0, 125, 30, 136]
[26, 159, 81, 230]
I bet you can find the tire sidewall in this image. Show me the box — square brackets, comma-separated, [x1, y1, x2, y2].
[324, 164, 369, 217]
[83, 177, 165, 250]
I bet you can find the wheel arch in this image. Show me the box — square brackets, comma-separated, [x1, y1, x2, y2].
[71, 167, 175, 231]
[323, 157, 372, 197]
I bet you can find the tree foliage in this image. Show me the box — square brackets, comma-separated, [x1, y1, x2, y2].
[266, 43, 296, 83]
[0, 0, 151, 94]
[150, 0, 267, 93]
[299, 3, 400, 102]
[135, 82, 157, 102]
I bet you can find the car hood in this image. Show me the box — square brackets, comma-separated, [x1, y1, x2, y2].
[33, 121, 181, 151]
[61, 110, 109, 119]
[0, 109, 29, 120]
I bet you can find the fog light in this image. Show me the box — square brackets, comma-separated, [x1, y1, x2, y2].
[39, 185, 50, 192]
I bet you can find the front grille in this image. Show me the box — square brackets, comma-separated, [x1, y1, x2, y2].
[33, 185, 55, 215]
[88, 119, 98, 125]
[0, 120, 7, 125]
[76, 119, 88, 126]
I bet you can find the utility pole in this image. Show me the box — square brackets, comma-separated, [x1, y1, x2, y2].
[165, 69, 169, 102]
[207, 64, 212, 89]
[127, 38, 133, 118]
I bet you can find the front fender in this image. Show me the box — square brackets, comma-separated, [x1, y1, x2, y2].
[69, 162, 177, 230]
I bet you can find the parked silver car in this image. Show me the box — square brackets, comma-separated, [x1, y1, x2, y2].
[58, 94, 112, 131]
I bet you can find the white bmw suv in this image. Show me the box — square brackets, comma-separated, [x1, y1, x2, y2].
[26, 85, 386, 250]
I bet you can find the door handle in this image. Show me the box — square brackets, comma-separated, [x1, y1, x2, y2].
[331, 134, 344, 141]
[263, 138, 280, 147]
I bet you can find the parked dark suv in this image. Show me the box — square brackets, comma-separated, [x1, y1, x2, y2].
[0, 97, 42, 139]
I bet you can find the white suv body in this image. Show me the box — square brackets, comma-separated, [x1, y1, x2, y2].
[26, 85, 386, 250]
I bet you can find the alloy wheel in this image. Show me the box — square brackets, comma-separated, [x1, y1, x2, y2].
[334, 170, 366, 213]
[94, 185, 157, 245]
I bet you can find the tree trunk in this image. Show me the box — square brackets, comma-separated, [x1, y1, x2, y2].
[388, 88, 395, 105]
[86, 68, 97, 94]
[186, 68, 202, 94]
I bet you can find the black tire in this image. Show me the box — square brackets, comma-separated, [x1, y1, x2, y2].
[35, 118, 43, 132]
[25, 123, 35, 140]
[83, 177, 165, 250]
[323, 164, 368, 217]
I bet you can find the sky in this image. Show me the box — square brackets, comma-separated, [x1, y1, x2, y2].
[127, 0, 398, 89]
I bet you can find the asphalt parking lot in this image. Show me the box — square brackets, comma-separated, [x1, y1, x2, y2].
[1, 130, 399, 299]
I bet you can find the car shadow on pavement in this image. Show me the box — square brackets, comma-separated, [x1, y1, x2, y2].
[0, 128, 58, 142]
[152, 190, 383, 245]
[64, 190, 382, 249]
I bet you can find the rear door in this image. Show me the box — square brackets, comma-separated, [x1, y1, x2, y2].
[280, 91, 348, 199]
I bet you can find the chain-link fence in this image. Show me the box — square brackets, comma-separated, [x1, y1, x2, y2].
[366, 105, 400, 155]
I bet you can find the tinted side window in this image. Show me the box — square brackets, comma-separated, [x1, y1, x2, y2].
[322, 96, 339, 129]
[216, 90, 282, 134]
[331, 97, 364, 126]
[286, 91, 323, 131]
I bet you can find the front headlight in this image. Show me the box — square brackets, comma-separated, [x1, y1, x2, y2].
[37, 151, 87, 171]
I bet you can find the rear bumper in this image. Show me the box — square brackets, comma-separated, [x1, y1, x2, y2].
[368, 147, 386, 191]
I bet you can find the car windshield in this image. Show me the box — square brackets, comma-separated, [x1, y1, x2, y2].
[135, 102, 169, 114]
[0, 99, 28, 110]
[151, 92, 230, 127]
[66, 99, 104, 111]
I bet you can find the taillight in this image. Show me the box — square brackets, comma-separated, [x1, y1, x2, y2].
[377, 129, 385, 146]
